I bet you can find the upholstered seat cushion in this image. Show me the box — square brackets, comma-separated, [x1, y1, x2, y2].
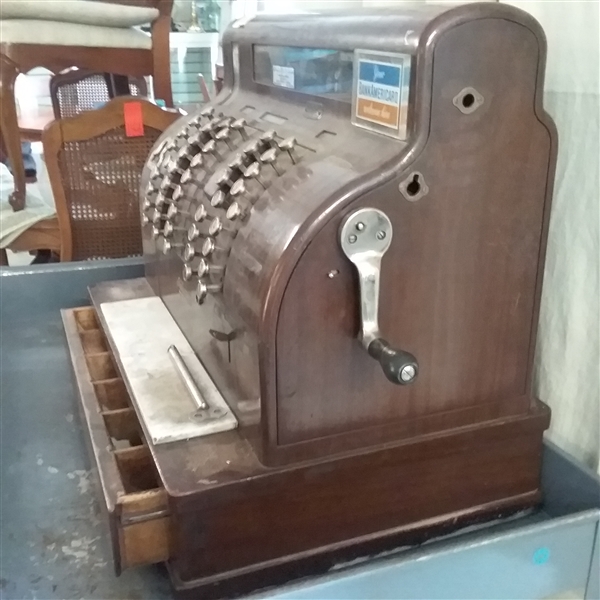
[0, 0, 159, 28]
[0, 19, 152, 49]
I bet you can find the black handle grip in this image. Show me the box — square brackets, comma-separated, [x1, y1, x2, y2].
[368, 339, 418, 385]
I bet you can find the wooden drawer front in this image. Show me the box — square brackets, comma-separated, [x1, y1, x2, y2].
[62, 306, 170, 573]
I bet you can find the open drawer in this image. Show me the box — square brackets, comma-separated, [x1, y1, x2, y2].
[62, 306, 170, 574]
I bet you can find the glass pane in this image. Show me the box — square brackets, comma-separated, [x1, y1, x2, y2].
[254, 45, 354, 102]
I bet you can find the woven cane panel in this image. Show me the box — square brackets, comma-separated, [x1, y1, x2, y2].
[55, 74, 146, 119]
[58, 125, 160, 260]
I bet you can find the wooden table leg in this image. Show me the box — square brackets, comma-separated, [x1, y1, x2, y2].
[1, 249, 9, 266]
[0, 54, 26, 211]
[151, 16, 173, 108]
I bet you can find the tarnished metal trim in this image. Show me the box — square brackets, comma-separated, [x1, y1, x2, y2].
[120, 508, 171, 526]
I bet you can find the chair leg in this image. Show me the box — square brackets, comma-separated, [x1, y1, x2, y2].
[0, 249, 8, 266]
[0, 54, 26, 211]
[0, 127, 8, 163]
[151, 16, 173, 107]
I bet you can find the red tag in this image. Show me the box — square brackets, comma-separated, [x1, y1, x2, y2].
[124, 102, 144, 137]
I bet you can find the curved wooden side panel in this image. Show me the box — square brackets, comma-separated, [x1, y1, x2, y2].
[269, 16, 556, 464]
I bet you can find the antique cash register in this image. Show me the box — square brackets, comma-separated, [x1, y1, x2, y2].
[62, 3, 557, 597]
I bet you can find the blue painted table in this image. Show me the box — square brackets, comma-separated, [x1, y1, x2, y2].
[1, 259, 598, 600]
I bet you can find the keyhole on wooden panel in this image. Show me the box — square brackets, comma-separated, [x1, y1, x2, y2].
[462, 93, 475, 109]
[406, 174, 421, 197]
[400, 171, 429, 202]
[453, 87, 483, 114]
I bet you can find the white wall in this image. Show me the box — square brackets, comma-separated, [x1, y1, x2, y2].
[260, 0, 495, 9]
[505, 1, 600, 474]
[261, 0, 359, 11]
[507, 1, 599, 94]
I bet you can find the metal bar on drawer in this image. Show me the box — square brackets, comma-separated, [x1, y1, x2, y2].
[167, 345, 209, 411]
[121, 508, 171, 526]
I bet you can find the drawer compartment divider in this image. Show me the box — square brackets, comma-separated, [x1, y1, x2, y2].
[62, 306, 170, 574]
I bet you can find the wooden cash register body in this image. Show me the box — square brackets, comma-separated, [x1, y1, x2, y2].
[64, 3, 557, 597]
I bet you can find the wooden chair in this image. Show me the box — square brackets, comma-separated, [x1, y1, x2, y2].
[0, 0, 174, 212]
[41, 96, 180, 262]
[50, 69, 148, 120]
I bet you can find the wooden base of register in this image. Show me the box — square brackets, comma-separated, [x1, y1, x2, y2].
[63, 299, 549, 599]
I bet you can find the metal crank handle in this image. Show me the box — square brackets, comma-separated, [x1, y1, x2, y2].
[368, 339, 418, 385]
[339, 207, 418, 385]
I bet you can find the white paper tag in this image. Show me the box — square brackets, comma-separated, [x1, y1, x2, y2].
[273, 65, 295, 89]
